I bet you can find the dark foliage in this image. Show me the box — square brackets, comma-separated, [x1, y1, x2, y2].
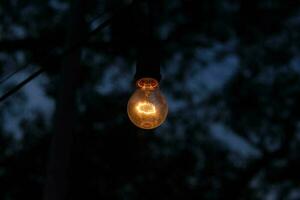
[0, 0, 300, 199]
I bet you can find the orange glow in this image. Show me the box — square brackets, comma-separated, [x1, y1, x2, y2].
[127, 78, 168, 129]
[135, 102, 156, 115]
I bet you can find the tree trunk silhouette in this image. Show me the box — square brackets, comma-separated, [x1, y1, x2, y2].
[43, 0, 86, 200]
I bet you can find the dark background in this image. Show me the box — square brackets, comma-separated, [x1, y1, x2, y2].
[0, 0, 300, 199]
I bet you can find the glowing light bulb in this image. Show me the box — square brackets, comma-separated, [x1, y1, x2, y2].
[127, 78, 168, 129]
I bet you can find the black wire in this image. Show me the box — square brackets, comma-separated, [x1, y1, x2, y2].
[0, 1, 138, 103]
[0, 65, 29, 85]
[0, 69, 44, 102]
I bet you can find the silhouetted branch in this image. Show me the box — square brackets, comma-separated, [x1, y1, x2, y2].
[0, 38, 63, 52]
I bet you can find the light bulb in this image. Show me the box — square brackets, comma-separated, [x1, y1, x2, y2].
[127, 78, 168, 129]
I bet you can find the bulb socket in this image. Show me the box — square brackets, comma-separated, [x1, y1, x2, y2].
[134, 41, 162, 82]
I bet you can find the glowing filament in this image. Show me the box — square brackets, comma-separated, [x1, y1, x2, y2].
[136, 102, 156, 115]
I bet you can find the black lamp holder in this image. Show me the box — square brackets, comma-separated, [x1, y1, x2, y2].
[134, 0, 161, 82]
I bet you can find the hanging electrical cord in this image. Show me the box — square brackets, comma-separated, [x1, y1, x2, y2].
[0, 1, 139, 103]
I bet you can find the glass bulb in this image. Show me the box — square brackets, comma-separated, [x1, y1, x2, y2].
[127, 78, 168, 129]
